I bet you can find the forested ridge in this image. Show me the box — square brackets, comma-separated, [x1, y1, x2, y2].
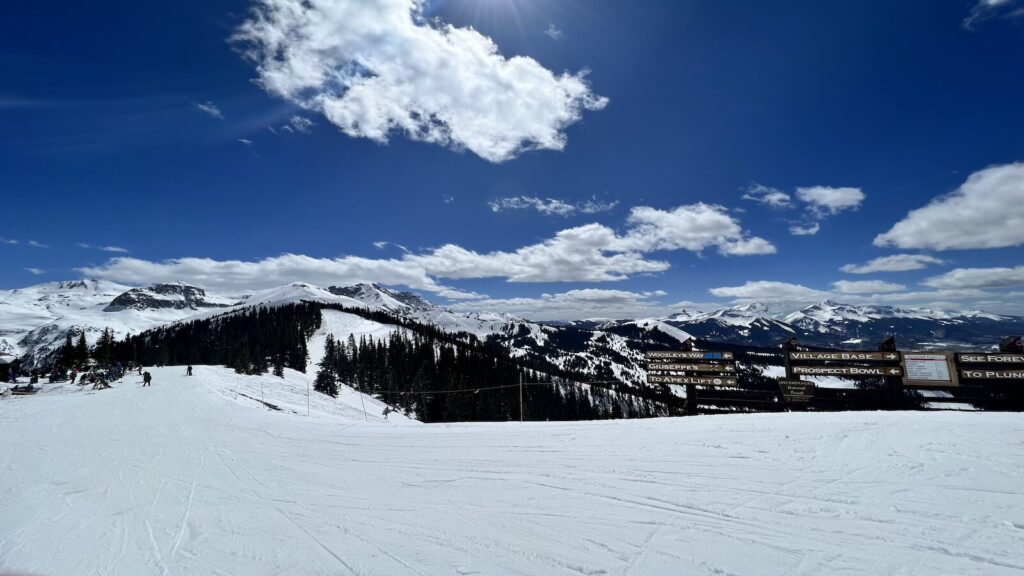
[106, 302, 673, 422]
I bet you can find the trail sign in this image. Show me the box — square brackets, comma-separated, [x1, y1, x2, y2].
[648, 363, 736, 373]
[789, 351, 901, 362]
[647, 375, 739, 387]
[902, 353, 959, 388]
[647, 351, 734, 361]
[960, 369, 1024, 380]
[956, 354, 1024, 365]
[793, 366, 902, 377]
[778, 380, 815, 403]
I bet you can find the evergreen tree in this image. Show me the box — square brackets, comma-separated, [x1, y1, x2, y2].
[94, 328, 115, 365]
[74, 331, 89, 366]
[313, 335, 339, 397]
[57, 333, 74, 369]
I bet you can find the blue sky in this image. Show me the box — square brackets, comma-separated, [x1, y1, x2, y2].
[2, 0, 1023, 319]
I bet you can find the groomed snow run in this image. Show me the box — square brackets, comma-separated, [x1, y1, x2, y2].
[1, 367, 1023, 576]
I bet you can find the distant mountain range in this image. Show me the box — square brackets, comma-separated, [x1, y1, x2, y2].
[2, 280, 1021, 382]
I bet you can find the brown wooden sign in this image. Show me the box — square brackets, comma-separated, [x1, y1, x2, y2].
[793, 366, 902, 377]
[648, 363, 736, 373]
[778, 379, 815, 402]
[646, 351, 734, 361]
[956, 353, 1024, 365]
[960, 369, 1024, 380]
[647, 375, 739, 387]
[789, 351, 901, 362]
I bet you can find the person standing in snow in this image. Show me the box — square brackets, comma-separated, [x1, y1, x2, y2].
[142, 371, 152, 387]
[186, 365, 193, 376]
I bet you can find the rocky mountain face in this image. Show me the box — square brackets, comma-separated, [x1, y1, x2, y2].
[104, 283, 235, 312]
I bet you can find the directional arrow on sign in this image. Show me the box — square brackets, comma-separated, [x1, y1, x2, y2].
[647, 363, 736, 373]
[792, 366, 902, 377]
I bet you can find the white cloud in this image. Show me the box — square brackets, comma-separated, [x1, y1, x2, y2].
[795, 186, 865, 216]
[618, 203, 776, 256]
[24, 267, 45, 275]
[78, 202, 772, 300]
[442, 194, 455, 204]
[288, 115, 314, 133]
[489, 196, 618, 217]
[0, 237, 18, 245]
[372, 241, 410, 253]
[544, 24, 564, 41]
[452, 289, 672, 321]
[964, 0, 1023, 29]
[741, 183, 792, 208]
[405, 224, 670, 282]
[709, 281, 829, 302]
[238, 138, 254, 146]
[832, 280, 906, 294]
[28, 240, 48, 249]
[840, 254, 946, 274]
[922, 266, 1024, 290]
[234, 0, 607, 163]
[78, 254, 480, 301]
[80, 243, 130, 253]
[789, 223, 820, 236]
[875, 162, 1024, 251]
[708, 278, 1022, 315]
[196, 101, 223, 119]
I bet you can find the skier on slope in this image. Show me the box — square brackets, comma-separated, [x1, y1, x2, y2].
[142, 371, 152, 387]
[186, 365, 193, 376]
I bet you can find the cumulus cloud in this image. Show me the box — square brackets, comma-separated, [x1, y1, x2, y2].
[832, 280, 906, 294]
[78, 203, 772, 301]
[405, 224, 670, 282]
[618, 203, 776, 256]
[789, 223, 820, 236]
[545, 24, 564, 41]
[795, 186, 865, 217]
[743, 182, 864, 234]
[488, 196, 618, 217]
[741, 183, 792, 208]
[964, 0, 1023, 29]
[234, 0, 607, 163]
[840, 254, 946, 274]
[922, 266, 1024, 290]
[195, 101, 223, 119]
[875, 163, 1024, 251]
[451, 289, 674, 321]
[709, 281, 830, 302]
[412, 203, 773, 282]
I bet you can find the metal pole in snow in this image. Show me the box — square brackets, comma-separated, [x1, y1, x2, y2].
[357, 381, 368, 422]
[520, 372, 524, 423]
[307, 380, 310, 417]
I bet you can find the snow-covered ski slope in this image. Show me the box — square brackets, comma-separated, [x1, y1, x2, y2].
[1, 367, 1023, 576]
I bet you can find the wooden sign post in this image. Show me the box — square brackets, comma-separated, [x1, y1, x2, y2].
[645, 339, 738, 416]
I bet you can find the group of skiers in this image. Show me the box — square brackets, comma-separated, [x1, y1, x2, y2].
[5, 363, 199, 394]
